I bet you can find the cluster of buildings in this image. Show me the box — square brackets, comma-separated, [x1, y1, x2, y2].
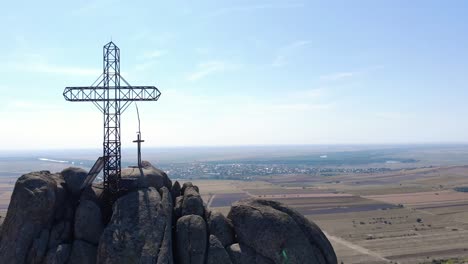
[159, 162, 393, 180]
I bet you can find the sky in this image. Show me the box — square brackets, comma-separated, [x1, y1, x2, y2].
[1, 0, 468, 150]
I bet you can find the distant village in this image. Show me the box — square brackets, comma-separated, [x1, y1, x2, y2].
[159, 162, 394, 180]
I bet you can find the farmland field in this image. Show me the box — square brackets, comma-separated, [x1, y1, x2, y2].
[190, 163, 468, 264]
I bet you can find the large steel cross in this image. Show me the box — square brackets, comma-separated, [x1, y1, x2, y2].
[63, 42, 161, 194]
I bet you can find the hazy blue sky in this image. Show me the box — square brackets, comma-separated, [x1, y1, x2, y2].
[1, 0, 468, 150]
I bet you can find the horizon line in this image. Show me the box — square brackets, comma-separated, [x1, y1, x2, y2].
[3, 142, 468, 153]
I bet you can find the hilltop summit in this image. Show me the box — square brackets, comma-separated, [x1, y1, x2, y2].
[0, 161, 337, 264]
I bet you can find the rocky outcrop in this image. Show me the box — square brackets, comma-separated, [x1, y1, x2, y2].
[48, 221, 72, 250]
[171, 181, 181, 204]
[0, 162, 337, 264]
[0, 171, 60, 263]
[74, 200, 103, 245]
[120, 161, 172, 191]
[61, 167, 87, 195]
[206, 235, 232, 264]
[97, 187, 173, 263]
[44, 243, 71, 264]
[27, 229, 50, 264]
[207, 211, 235, 247]
[68, 240, 97, 264]
[228, 199, 337, 264]
[181, 186, 204, 217]
[176, 215, 207, 264]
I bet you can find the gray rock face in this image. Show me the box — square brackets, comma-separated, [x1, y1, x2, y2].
[181, 186, 204, 217]
[176, 215, 207, 264]
[121, 161, 172, 192]
[44, 243, 71, 264]
[226, 243, 273, 264]
[208, 211, 235, 247]
[206, 235, 232, 264]
[228, 199, 337, 264]
[0, 171, 59, 264]
[174, 196, 184, 220]
[52, 175, 69, 221]
[80, 184, 104, 205]
[181, 182, 193, 195]
[68, 240, 97, 264]
[181, 182, 199, 195]
[61, 167, 87, 195]
[48, 220, 72, 250]
[171, 181, 181, 203]
[74, 200, 103, 245]
[27, 229, 50, 264]
[156, 187, 174, 264]
[97, 187, 173, 264]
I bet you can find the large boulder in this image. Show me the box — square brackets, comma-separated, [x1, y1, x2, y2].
[228, 199, 337, 264]
[0, 171, 59, 263]
[207, 211, 235, 247]
[206, 235, 232, 264]
[68, 240, 97, 264]
[181, 186, 204, 217]
[120, 161, 172, 192]
[74, 200, 103, 245]
[97, 187, 173, 263]
[181, 182, 199, 195]
[176, 215, 207, 264]
[61, 167, 87, 195]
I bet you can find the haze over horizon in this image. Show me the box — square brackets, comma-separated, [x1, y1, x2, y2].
[1, 1, 468, 150]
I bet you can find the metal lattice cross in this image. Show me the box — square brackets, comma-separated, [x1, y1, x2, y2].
[63, 42, 161, 194]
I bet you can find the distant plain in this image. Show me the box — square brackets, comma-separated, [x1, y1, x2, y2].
[2, 144, 468, 263]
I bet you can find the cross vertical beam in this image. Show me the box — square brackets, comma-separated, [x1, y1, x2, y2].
[103, 42, 121, 194]
[63, 42, 161, 196]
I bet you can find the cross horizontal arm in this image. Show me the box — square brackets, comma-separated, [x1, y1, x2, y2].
[63, 86, 161, 102]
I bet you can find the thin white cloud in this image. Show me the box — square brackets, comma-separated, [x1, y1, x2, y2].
[375, 112, 403, 120]
[73, 0, 119, 16]
[272, 103, 334, 111]
[320, 65, 384, 81]
[272, 55, 286, 67]
[12, 62, 100, 76]
[131, 50, 166, 72]
[5, 100, 61, 112]
[195, 47, 210, 55]
[130, 30, 174, 46]
[272, 40, 311, 67]
[142, 50, 165, 59]
[320, 72, 356, 81]
[211, 3, 304, 17]
[133, 62, 155, 72]
[187, 61, 237, 81]
[286, 40, 311, 49]
[0, 53, 101, 77]
[289, 88, 323, 99]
